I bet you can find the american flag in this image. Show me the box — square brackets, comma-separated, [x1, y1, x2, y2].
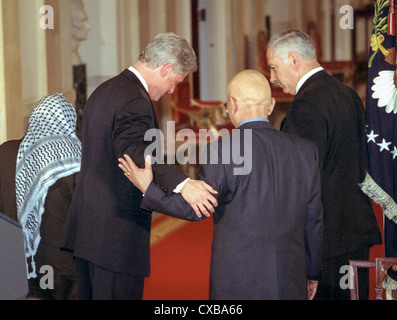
[361, 0, 397, 296]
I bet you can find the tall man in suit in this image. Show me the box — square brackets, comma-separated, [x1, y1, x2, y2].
[119, 70, 324, 300]
[266, 30, 382, 300]
[61, 33, 218, 300]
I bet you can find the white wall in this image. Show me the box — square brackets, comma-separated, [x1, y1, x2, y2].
[79, 0, 118, 95]
[265, 0, 290, 35]
[198, 0, 229, 101]
[19, 0, 48, 120]
[78, 0, 357, 101]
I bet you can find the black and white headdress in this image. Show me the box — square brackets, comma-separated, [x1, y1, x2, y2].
[15, 93, 82, 279]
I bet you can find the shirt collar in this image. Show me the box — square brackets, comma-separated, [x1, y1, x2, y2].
[128, 66, 149, 92]
[295, 67, 324, 94]
[238, 118, 269, 128]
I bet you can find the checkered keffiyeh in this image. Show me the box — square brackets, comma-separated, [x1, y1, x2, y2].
[15, 93, 82, 279]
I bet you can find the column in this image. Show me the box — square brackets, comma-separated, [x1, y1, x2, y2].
[198, 0, 229, 101]
[334, 0, 352, 61]
[321, 0, 333, 61]
[117, 0, 141, 70]
[148, 0, 167, 39]
[0, 0, 24, 143]
[174, 0, 192, 43]
[19, 0, 48, 126]
[58, 0, 75, 103]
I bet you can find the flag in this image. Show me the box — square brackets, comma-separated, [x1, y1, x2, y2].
[361, 0, 397, 298]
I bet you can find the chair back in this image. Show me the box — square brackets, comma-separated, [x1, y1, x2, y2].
[0, 213, 28, 300]
[349, 257, 397, 300]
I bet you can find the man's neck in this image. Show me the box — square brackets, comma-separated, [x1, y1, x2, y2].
[296, 61, 323, 94]
[238, 117, 269, 128]
[129, 65, 149, 92]
[299, 61, 322, 78]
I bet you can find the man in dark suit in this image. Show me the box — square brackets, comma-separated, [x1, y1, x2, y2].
[266, 30, 382, 300]
[119, 70, 324, 300]
[61, 33, 218, 300]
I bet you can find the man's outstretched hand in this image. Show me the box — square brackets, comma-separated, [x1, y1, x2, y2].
[181, 179, 218, 218]
[118, 154, 153, 194]
[118, 154, 218, 218]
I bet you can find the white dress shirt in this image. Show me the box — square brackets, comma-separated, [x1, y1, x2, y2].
[295, 67, 324, 94]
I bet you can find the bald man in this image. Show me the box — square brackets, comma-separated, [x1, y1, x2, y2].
[119, 70, 324, 300]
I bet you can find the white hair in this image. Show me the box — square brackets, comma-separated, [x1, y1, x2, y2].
[139, 33, 197, 75]
[268, 30, 317, 63]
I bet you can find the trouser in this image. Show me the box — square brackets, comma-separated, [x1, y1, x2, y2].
[75, 257, 144, 300]
[314, 247, 370, 300]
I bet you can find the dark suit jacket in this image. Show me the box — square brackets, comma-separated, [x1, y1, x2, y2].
[61, 69, 187, 277]
[281, 70, 382, 258]
[141, 121, 323, 300]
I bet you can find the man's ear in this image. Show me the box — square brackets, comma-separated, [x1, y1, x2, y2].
[288, 51, 300, 68]
[268, 97, 276, 116]
[160, 63, 174, 77]
[230, 97, 238, 115]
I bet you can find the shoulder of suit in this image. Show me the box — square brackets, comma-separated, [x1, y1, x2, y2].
[293, 73, 344, 117]
[295, 71, 360, 113]
[300, 70, 347, 94]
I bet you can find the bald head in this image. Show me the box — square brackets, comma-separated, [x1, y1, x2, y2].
[228, 70, 272, 106]
[226, 70, 275, 127]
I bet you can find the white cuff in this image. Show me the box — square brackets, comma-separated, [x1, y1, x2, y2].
[173, 178, 190, 193]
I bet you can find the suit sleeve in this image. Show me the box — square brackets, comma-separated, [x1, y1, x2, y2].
[142, 182, 203, 221]
[113, 97, 187, 194]
[304, 144, 324, 280]
[141, 141, 230, 221]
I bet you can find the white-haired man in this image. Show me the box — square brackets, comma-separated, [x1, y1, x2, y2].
[266, 30, 381, 300]
[62, 33, 218, 300]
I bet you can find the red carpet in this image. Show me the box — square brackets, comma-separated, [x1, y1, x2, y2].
[144, 202, 386, 300]
[143, 216, 213, 300]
